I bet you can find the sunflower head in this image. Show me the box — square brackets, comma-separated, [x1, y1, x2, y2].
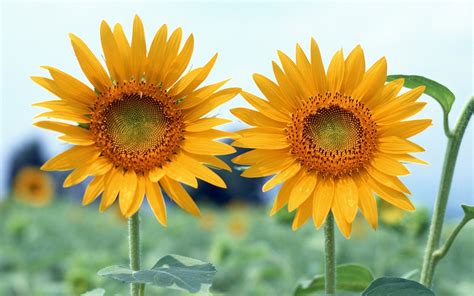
[232, 40, 431, 238]
[32, 16, 240, 224]
[13, 166, 54, 206]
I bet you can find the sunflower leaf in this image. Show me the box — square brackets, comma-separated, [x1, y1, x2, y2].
[293, 264, 374, 295]
[98, 254, 216, 294]
[362, 277, 435, 295]
[387, 75, 455, 114]
[461, 204, 474, 220]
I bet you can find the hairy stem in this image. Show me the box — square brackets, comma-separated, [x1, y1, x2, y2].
[432, 215, 471, 268]
[129, 212, 145, 296]
[420, 97, 473, 287]
[324, 213, 336, 295]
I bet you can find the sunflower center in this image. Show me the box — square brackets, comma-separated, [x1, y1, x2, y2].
[286, 92, 377, 178]
[91, 81, 184, 173]
[305, 106, 362, 152]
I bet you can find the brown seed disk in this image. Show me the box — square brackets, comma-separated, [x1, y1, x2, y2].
[286, 92, 377, 178]
[90, 81, 184, 173]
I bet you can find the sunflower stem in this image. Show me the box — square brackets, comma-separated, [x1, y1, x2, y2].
[129, 211, 145, 296]
[324, 213, 336, 295]
[420, 97, 473, 287]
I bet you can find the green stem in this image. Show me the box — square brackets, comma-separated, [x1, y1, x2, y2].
[432, 215, 472, 268]
[129, 212, 145, 296]
[420, 97, 473, 287]
[324, 213, 336, 295]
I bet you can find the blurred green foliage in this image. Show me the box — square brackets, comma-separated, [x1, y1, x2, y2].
[0, 198, 472, 296]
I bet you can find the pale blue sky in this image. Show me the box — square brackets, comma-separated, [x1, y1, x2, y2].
[1, 1, 472, 216]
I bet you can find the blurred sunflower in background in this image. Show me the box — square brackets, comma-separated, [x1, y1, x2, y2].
[232, 39, 430, 238]
[379, 200, 405, 226]
[13, 166, 53, 206]
[32, 16, 240, 224]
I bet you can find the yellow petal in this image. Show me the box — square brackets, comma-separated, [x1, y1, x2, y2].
[100, 21, 126, 82]
[377, 136, 425, 154]
[288, 171, 318, 212]
[271, 61, 301, 109]
[295, 43, 317, 94]
[331, 204, 352, 239]
[41, 145, 100, 171]
[352, 57, 387, 105]
[131, 15, 146, 81]
[312, 178, 335, 228]
[231, 108, 286, 128]
[113, 23, 132, 80]
[310, 38, 327, 93]
[240, 91, 290, 122]
[183, 87, 240, 122]
[232, 133, 289, 149]
[393, 154, 429, 165]
[41, 66, 97, 105]
[374, 86, 425, 115]
[146, 24, 168, 84]
[34, 111, 90, 123]
[253, 73, 293, 113]
[145, 180, 167, 226]
[185, 152, 231, 172]
[335, 177, 358, 223]
[159, 28, 182, 86]
[164, 34, 194, 87]
[326, 49, 345, 92]
[269, 171, 303, 216]
[174, 153, 226, 188]
[365, 164, 411, 194]
[34, 121, 92, 142]
[232, 148, 288, 165]
[353, 174, 378, 229]
[292, 196, 313, 231]
[375, 102, 427, 124]
[33, 100, 90, 115]
[362, 170, 415, 211]
[149, 167, 166, 182]
[378, 119, 432, 138]
[170, 54, 217, 98]
[179, 79, 230, 109]
[186, 129, 239, 141]
[69, 33, 111, 92]
[160, 176, 200, 216]
[125, 175, 146, 218]
[277, 50, 312, 99]
[241, 154, 295, 178]
[82, 175, 105, 205]
[100, 169, 124, 212]
[262, 161, 301, 192]
[119, 170, 138, 216]
[371, 155, 410, 176]
[342, 45, 365, 93]
[185, 118, 231, 132]
[163, 158, 198, 188]
[181, 138, 236, 155]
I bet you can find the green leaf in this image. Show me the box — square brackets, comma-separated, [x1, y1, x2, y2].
[294, 264, 374, 295]
[362, 277, 435, 296]
[387, 75, 455, 114]
[97, 265, 135, 282]
[81, 288, 105, 296]
[461, 204, 474, 220]
[98, 254, 216, 294]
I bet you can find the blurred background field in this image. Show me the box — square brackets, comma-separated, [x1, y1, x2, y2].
[1, 192, 473, 296]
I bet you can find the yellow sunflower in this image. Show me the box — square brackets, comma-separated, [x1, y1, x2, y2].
[32, 16, 240, 225]
[13, 166, 54, 206]
[231, 39, 430, 238]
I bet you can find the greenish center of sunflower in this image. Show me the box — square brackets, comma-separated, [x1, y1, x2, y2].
[104, 93, 168, 153]
[304, 105, 362, 152]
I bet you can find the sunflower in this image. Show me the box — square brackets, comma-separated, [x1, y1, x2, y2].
[13, 166, 54, 206]
[231, 39, 430, 238]
[32, 16, 240, 225]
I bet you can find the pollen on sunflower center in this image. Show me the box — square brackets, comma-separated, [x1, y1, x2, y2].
[286, 92, 377, 177]
[91, 81, 184, 173]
